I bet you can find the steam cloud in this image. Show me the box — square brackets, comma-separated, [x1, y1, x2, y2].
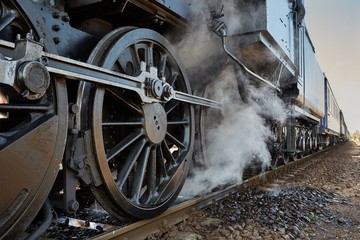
[174, 0, 291, 197]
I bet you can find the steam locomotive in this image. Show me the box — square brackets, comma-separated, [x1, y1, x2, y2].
[0, 0, 349, 239]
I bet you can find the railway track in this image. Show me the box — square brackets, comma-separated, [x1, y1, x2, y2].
[43, 144, 343, 240]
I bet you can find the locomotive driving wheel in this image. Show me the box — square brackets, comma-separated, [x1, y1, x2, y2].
[79, 28, 194, 219]
[0, 1, 67, 238]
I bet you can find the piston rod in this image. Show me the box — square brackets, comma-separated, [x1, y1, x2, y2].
[0, 38, 222, 109]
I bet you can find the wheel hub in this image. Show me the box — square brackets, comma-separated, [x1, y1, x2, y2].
[143, 103, 167, 144]
[17, 61, 50, 100]
[149, 79, 164, 99]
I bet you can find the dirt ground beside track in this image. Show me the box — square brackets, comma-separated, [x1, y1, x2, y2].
[147, 141, 360, 240]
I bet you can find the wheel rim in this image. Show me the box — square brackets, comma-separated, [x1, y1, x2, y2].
[197, 86, 222, 168]
[195, 69, 227, 169]
[81, 28, 194, 219]
[0, 1, 67, 237]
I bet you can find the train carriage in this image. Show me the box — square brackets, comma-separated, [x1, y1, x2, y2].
[340, 110, 350, 140]
[319, 77, 342, 146]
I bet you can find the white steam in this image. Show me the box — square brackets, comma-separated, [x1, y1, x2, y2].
[174, 1, 291, 197]
[181, 66, 289, 197]
[249, 86, 290, 125]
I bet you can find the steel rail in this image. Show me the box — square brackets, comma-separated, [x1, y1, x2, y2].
[89, 144, 344, 240]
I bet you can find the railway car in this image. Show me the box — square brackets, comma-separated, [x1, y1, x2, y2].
[340, 110, 350, 141]
[319, 76, 343, 147]
[0, 0, 348, 239]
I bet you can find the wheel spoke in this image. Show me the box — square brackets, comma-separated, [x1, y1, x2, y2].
[168, 72, 178, 87]
[115, 48, 133, 73]
[117, 138, 146, 188]
[161, 141, 177, 165]
[154, 159, 186, 205]
[0, 11, 16, 32]
[147, 146, 157, 197]
[116, 45, 142, 76]
[165, 100, 179, 115]
[102, 120, 143, 126]
[107, 129, 143, 161]
[158, 54, 167, 78]
[167, 119, 189, 125]
[131, 145, 151, 203]
[156, 144, 168, 178]
[166, 132, 186, 149]
[145, 44, 154, 67]
[130, 45, 141, 71]
[106, 88, 142, 115]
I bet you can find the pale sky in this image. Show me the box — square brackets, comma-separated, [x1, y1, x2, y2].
[304, 0, 360, 133]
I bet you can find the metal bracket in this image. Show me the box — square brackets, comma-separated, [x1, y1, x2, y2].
[63, 103, 93, 213]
